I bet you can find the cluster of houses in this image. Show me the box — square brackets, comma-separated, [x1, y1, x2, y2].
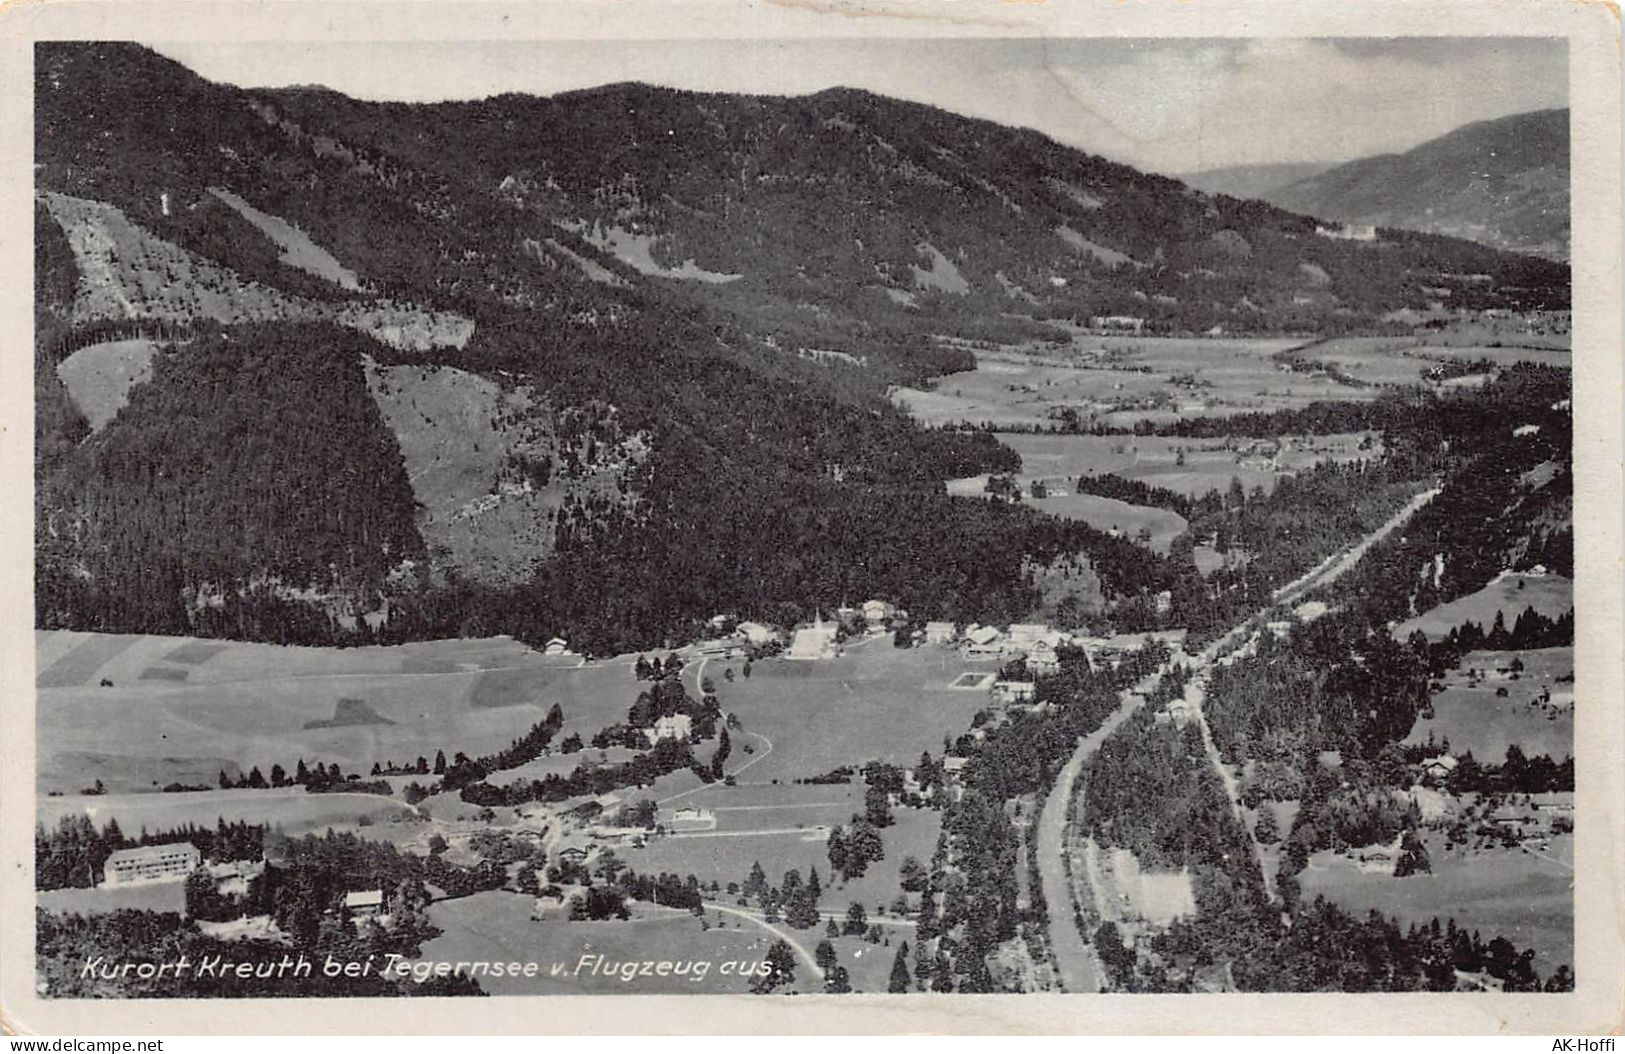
[100, 840, 389, 930]
[939, 621, 1185, 674]
[698, 601, 904, 662]
[1483, 793, 1574, 841]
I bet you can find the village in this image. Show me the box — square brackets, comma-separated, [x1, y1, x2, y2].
[38, 598, 1207, 990]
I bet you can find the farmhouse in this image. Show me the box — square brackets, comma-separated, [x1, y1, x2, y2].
[923, 621, 957, 645]
[344, 889, 384, 919]
[1353, 835, 1403, 874]
[786, 613, 840, 660]
[1422, 754, 1459, 784]
[1026, 641, 1062, 676]
[1003, 624, 1065, 660]
[1490, 794, 1574, 837]
[533, 890, 568, 920]
[644, 713, 693, 745]
[693, 639, 744, 659]
[963, 624, 1004, 658]
[1091, 314, 1146, 332]
[991, 681, 1037, 706]
[941, 756, 969, 803]
[666, 805, 716, 832]
[102, 842, 200, 887]
[862, 599, 894, 626]
[734, 621, 778, 646]
[207, 859, 265, 896]
[543, 637, 571, 655]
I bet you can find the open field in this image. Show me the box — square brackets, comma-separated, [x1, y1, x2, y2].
[1406, 647, 1574, 763]
[944, 477, 1187, 552]
[1295, 336, 1571, 387]
[596, 643, 972, 926]
[36, 632, 643, 794]
[36, 787, 421, 835]
[39, 750, 243, 797]
[619, 790, 940, 915]
[698, 643, 993, 786]
[37, 880, 188, 917]
[209, 186, 361, 290]
[415, 891, 786, 995]
[892, 336, 1371, 430]
[1299, 833, 1573, 975]
[894, 326, 1570, 433]
[996, 431, 1381, 500]
[55, 339, 165, 431]
[1395, 573, 1573, 639]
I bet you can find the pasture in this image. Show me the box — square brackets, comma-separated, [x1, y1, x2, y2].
[36, 631, 644, 795]
[891, 336, 1378, 431]
[1405, 647, 1574, 763]
[695, 642, 992, 786]
[1298, 833, 1573, 976]
[1292, 336, 1568, 388]
[618, 789, 941, 917]
[416, 891, 783, 995]
[944, 477, 1187, 553]
[36, 788, 421, 836]
[1395, 574, 1573, 639]
[55, 339, 164, 431]
[37, 880, 187, 917]
[996, 431, 1381, 500]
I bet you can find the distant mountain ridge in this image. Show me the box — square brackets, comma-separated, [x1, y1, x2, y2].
[1177, 161, 1339, 203]
[1264, 109, 1570, 261]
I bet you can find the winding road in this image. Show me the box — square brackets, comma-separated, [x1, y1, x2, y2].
[1035, 485, 1440, 991]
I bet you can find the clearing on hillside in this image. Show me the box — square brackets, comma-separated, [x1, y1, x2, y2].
[1405, 647, 1574, 763]
[55, 339, 165, 431]
[1395, 573, 1573, 640]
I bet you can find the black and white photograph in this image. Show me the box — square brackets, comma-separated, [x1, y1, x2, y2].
[4, 0, 1622, 1035]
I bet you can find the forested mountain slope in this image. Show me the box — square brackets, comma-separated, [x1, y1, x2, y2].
[32, 43, 1570, 653]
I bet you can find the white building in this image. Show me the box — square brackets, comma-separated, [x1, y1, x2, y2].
[103, 842, 200, 887]
[862, 599, 894, 626]
[345, 889, 384, 919]
[666, 805, 716, 832]
[1026, 641, 1062, 676]
[923, 621, 957, 645]
[991, 681, 1038, 706]
[207, 859, 264, 897]
[645, 713, 693, 745]
[786, 612, 840, 660]
[963, 624, 1003, 658]
[1423, 755, 1459, 783]
[735, 621, 778, 646]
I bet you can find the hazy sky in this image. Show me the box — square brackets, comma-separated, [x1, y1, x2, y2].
[154, 37, 1566, 174]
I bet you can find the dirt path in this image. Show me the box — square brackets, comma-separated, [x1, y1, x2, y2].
[705, 901, 826, 984]
[656, 729, 774, 807]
